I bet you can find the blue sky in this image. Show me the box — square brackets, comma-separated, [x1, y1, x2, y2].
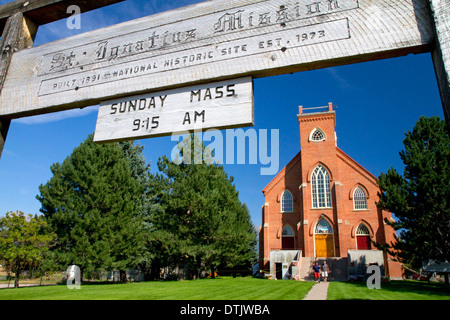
[0, 0, 445, 229]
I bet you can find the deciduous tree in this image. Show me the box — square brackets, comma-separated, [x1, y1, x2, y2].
[0, 211, 54, 288]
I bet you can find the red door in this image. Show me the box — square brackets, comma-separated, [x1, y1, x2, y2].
[282, 236, 294, 249]
[357, 235, 371, 250]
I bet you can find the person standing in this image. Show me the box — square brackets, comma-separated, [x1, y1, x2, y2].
[312, 262, 321, 283]
[321, 261, 330, 282]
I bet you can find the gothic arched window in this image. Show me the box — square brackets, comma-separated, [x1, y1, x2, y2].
[311, 165, 332, 208]
[281, 190, 293, 212]
[309, 128, 326, 142]
[314, 219, 333, 234]
[353, 186, 368, 210]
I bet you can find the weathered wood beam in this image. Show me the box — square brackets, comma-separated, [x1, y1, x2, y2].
[0, 13, 37, 86]
[0, 0, 125, 33]
[429, 0, 450, 132]
[0, 12, 37, 157]
[0, 0, 436, 119]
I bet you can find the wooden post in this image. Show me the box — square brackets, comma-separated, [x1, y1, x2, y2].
[0, 118, 10, 156]
[0, 0, 123, 158]
[429, 0, 450, 131]
[0, 13, 37, 157]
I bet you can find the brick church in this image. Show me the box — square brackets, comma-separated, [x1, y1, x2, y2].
[259, 103, 404, 280]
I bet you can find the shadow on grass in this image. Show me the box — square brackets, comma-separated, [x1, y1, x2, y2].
[331, 280, 450, 300]
[383, 280, 450, 297]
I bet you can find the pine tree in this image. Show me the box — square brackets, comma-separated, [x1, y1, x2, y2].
[150, 134, 257, 278]
[37, 135, 147, 281]
[377, 116, 450, 283]
[118, 141, 157, 275]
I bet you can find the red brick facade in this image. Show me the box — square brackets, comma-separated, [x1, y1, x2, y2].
[259, 103, 403, 279]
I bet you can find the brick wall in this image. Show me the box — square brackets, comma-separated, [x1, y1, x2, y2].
[259, 103, 404, 279]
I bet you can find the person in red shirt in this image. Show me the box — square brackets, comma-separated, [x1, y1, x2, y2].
[313, 262, 321, 283]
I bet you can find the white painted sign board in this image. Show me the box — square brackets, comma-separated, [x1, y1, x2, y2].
[0, 0, 435, 118]
[93, 77, 253, 142]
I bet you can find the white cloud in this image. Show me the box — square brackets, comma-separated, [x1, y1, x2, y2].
[327, 68, 353, 89]
[13, 106, 98, 125]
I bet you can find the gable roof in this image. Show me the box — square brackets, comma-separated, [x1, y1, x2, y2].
[335, 147, 379, 187]
[262, 151, 302, 195]
[262, 146, 380, 196]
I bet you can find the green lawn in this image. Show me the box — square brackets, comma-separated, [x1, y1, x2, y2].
[0, 277, 315, 300]
[328, 280, 450, 300]
[2, 277, 449, 300]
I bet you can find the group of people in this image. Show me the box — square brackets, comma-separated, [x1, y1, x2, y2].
[312, 261, 330, 283]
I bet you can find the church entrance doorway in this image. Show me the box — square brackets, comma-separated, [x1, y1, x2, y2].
[356, 223, 372, 250]
[281, 225, 295, 250]
[314, 218, 335, 257]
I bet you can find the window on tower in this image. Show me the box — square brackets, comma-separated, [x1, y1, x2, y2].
[309, 128, 326, 142]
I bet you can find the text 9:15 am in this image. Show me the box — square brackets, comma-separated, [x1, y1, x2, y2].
[133, 116, 160, 131]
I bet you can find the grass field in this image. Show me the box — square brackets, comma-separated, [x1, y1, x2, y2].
[1, 277, 449, 300]
[0, 277, 315, 300]
[327, 280, 450, 300]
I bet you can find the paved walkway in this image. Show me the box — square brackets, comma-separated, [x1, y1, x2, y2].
[303, 281, 329, 300]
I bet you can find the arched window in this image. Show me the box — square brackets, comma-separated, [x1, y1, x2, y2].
[356, 223, 370, 236]
[353, 186, 368, 210]
[281, 190, 293, 212]
[309, 128, 326, 142]
[314, 219, 333, 234]
[282, 225, 295, 249]
[356, 223, 371, 250]
[282, 225, 295, 236]
[311, 165, 332, 208]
